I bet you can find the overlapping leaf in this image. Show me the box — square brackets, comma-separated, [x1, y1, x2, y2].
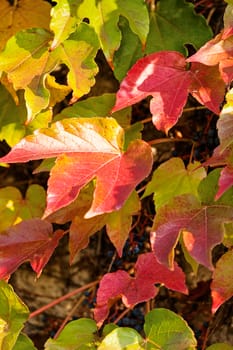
[145, 0, 212, 55]
[0, 184, 46, 232]
[143, 158, 206, 209]
[0, 118, 152, 218]
[77, 0, 149, 64]
[112, 51, 225, 132]
[0, 219, 64, 279]
[211, 250, 233, 312]
[0, 0, 51, 51]
[0, 23, 99, 122]
[151, 194, 233, 270]
[94, 252, 187, 327]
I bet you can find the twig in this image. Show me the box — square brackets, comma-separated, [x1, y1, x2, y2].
[29, 280, 99, 319]
[113, 307, 132, 325]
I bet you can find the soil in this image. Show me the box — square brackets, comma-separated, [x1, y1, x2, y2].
[1, 0, 233, 349]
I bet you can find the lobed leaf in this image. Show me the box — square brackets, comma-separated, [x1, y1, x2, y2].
[0, 0, 51, 51]
[143, 158, 206, 209]
[145, 0, 212, 55]
[94, 252, 187, 327]
[0, 118, 152, 218]
[151, 194, 233, 270]
[0, 219, 64, 279]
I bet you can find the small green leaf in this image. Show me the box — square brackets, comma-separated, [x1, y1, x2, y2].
[12, 333, 37, 350]
[102, 324, 118, 338]
[143, 158, 206, 209]
[146, 0, 212, 55]
[98, 328, 144, 350]
[144, 308, 197, 350]
[0, 281, 29, 350]
[44, 318, 97, 350]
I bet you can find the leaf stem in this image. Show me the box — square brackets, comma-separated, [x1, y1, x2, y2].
[29, 279, 99, 319]
[148, 138, 193, 146]
[113, 307, 132, 325]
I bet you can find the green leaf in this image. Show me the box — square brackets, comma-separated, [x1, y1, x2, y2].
[145, 0, 212, 55]
[77, 0, 149, 63]
[50, 0, 79, 49]
[0, 281, 29, 350]
[206, 344, 233, 350]
[12, 333, 37, 350]
[198, 168, 233, 206]
[98, 328, 144, 350]
[143, 158, 206, 209]
[44, 318, 97, 350]
[113, 17, 143, 81]
[0, 184, 46, 232]
[144, 308, 197, 350]
[55, 93, 116, 121]
[0, 85, 26, 146]
[102, 324, 118, 338]
[58, 23, 99, 99]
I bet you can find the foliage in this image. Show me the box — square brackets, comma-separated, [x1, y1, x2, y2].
[0, 0, 233, 349]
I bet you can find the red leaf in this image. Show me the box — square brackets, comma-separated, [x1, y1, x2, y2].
[0, 219, 64, 279]
[215, 166, 233, 200]
[0, 118, 153, 217]
[94, 252, 187, 327]
[112, 51, 192, 132]
[211, 250, 233, 313]
[189, 63, 225, 114]
[187, 28, 233, 66]
[151, 194, 233, 270]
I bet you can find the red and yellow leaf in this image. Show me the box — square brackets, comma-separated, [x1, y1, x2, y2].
[0, 219, 64, 279]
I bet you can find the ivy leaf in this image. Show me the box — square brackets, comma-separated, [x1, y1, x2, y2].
[45, 74, 72, 107]
[0, 0, 51, 51]
[44, 318, 97, 350]
[77, 0, 149, 64]
[0, 280, 29, 350]
[50, 0, 78, 49]
[211, 250, 233, 313]
[112, 51, 225, 132]
[0, 118, 153, 218]
[99, 328, 144, 349]
[143, 158, 206, 209]
[145, 0, 212, 55]
[206, 344, 233, 350]
[0, 184, 46, 232]
[151, 194, 233, 270]
[0, 219, 64, 279]
[144, 308, 197, 350]
[94, 252, 187, 327]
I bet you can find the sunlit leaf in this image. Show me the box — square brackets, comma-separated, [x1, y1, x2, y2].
[0, 118, 152, 218]
[0, 184, 46, 232]
[0, 0, 51, 51]
[0, 219, 64, 279]
[45, 74, 72, 107]
[77, 0, 149, 63]
[94, 252, 187, 327]
[144, 308, 197, 350]
[0, 280, 29, 350]
[151, 194, 233, 270]
[50, 0, 78, 49]
[143, 158, 206, 209]
[211, 250, 233, 312]
[99, 328, 144, 349]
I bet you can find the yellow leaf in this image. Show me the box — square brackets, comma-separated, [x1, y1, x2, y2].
[45, 74, 72, 107]
[0, 0, 51, 51]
